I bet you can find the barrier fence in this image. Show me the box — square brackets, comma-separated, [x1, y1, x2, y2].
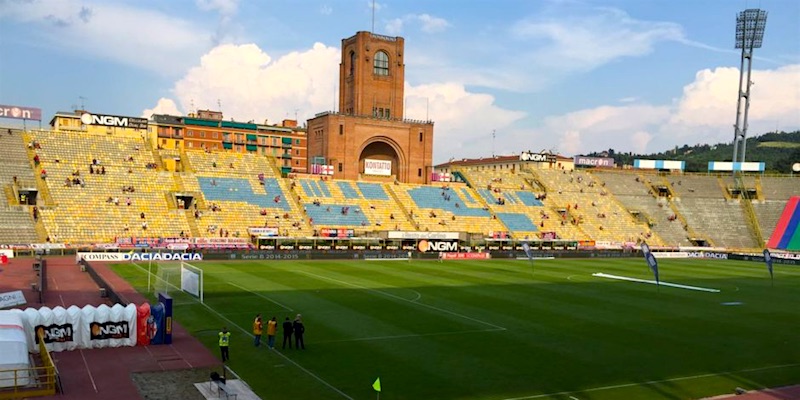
[0, 332, 59, 399]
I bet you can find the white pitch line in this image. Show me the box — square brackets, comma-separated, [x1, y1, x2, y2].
[296, 270, 507, 331]
[592, 273, 720, 293]
[314, 327, 504, 345]
[227, 281, 294, 311]
[501, 362, 800, 400]
[409, 289, 422, 302]
[129, 263, 354, 400]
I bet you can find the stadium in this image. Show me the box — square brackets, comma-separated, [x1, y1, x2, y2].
[1, 10, 800, 400]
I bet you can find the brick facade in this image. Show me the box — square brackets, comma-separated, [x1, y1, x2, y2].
[308, 31, 434, 184]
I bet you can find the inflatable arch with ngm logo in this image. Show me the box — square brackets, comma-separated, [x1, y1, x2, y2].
[768, 196, 800, 251]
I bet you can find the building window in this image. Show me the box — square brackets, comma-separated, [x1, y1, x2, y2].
[349, 51, 355, 76]
[374, 51, 389, 76]
[339, 125, 343, 135]
[212, 132, 218, 139]
[186, 131, 193, 137]
[295, 139, 300, 145]
[418, 168, 422, 177]
[187, 142, 193, 148]
[295, 160, 299, 165]
[200, 131, 206, 138]
[338, 162, 343, 172]
[295, 149, 300, 155]
[385, 109, 390, 119]
[419, 131, 423, 142]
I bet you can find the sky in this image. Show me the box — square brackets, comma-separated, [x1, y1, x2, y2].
[1, 0, 799, 163]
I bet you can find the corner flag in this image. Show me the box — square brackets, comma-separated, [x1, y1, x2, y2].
[763, 248, 774, 286]
[641, 243, 659, 288]
[373, 377, 381, 392]
[522, 242, 533, 261]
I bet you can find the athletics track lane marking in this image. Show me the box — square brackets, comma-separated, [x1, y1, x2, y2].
[501, 362, 800, 400]
[130, 263, 354, 400]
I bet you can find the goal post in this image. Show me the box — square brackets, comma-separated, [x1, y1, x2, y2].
[180, 261, 204, 304]
[149, 261, 204, 304]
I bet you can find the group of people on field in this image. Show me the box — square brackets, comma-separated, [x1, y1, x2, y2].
[217, 313, 306, 363]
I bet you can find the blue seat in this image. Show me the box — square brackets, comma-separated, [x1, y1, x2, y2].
[304, 204, 369, 226]
[516, 191, 544, 206]
[300, 180, 316, 197]
[478, 189, 499, 204]
[337, 181, 361, 199]
[408, 186, 490, 216]
[496, 213, 538, 231]
[198, 177, 290, 210]
[316, 180, 331, 197]
[357, 182, 389, 200]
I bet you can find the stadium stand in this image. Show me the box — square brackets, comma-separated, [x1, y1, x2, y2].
[293, 178, 414, 233]
[26, 130, 191, 243]
[592, 170, 692, 247]
[0, 130, 40, 243]
[3, 125, 796, 250]
[530, 168, 660, 244]
[182, 150, 313, 237]
[389, 182, 506, 234]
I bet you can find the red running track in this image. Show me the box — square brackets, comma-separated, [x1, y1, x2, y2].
[0, 256, 221, 400]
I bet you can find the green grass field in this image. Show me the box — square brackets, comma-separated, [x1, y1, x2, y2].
[111, 257, 800, 400]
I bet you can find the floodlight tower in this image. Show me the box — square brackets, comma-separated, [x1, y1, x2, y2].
[731, 9, 767, 169]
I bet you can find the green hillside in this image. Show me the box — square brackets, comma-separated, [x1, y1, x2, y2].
[586, 130, 800, 173]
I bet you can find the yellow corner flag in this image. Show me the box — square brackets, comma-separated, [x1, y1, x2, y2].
[373, 377, 381, 392]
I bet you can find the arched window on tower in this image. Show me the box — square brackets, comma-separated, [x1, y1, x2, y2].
[373, 51, 389, 76]
[349, 51, 355, 76]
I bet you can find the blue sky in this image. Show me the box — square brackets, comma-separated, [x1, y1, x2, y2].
[1, 0, 798, 162]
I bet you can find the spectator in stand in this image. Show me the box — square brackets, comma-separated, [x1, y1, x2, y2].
[140, 212, 145, 219]
[142, 221, 148, 230]
[100, 166, 106, 175]
[40, 169, 47, 180]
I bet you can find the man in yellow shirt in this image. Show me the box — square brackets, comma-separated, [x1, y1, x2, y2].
[252, 314, 263, 347]
[266, 316, 278, 349]
[218, 326, 231, 362]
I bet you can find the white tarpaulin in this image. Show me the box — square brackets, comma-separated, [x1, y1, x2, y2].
[0, 310, 31, 387]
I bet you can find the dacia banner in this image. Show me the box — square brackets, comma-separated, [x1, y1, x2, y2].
[78, 252, 203, 261]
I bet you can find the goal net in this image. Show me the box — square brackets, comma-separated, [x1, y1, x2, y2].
[150, 261, 204, 304]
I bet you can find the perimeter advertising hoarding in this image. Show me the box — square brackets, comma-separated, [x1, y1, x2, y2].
[0, 104, 42, 121]
[80, 112, 148, 129]
[387, 231, 460, 240]
[364, 159, 392, 176]
[574, 156, 614, 167]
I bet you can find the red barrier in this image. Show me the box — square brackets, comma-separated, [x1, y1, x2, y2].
[136, 303, 151, 346]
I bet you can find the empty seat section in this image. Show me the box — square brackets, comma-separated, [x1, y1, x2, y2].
[337, 181, 361, 199]
[357, 182, 389, 200]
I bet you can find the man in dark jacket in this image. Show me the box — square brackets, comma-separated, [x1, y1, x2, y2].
[293, 314, 305, 350]
[282, 317, 294, 349]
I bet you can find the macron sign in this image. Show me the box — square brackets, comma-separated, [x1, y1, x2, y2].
[81, 113, 148, 129]
[0, 104, 42, 121]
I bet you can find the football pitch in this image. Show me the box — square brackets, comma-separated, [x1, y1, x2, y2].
[112, 257, 800, 400]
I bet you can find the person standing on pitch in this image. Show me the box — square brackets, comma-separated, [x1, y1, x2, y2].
[252, 314, 263, 347]
[266, 316, 278, 349]
[293, 314, 305, 350]
[218, 326, 231, 362]
[282, 317, 293, 349]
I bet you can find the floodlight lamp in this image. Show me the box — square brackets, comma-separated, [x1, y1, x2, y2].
[735, 9, 767, 49]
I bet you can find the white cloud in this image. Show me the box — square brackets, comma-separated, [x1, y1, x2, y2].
[319, 5, 333, 15]
[167, 43, 341, 125]
[410, 7, 687, 92]
[503, 64, 800, 157]
[384, 13, 451, 35]
[195, 0, 240, 45]
[405, 83, 526, 161]
[511, 8, 683, 71]
[142, 98, 182, 118]
[144, 42, 524, 163]
[0, 0, 211, 75]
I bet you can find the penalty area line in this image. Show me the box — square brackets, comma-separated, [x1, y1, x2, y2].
[502, 362, 800, 400]
[592, 273, 720, 293]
